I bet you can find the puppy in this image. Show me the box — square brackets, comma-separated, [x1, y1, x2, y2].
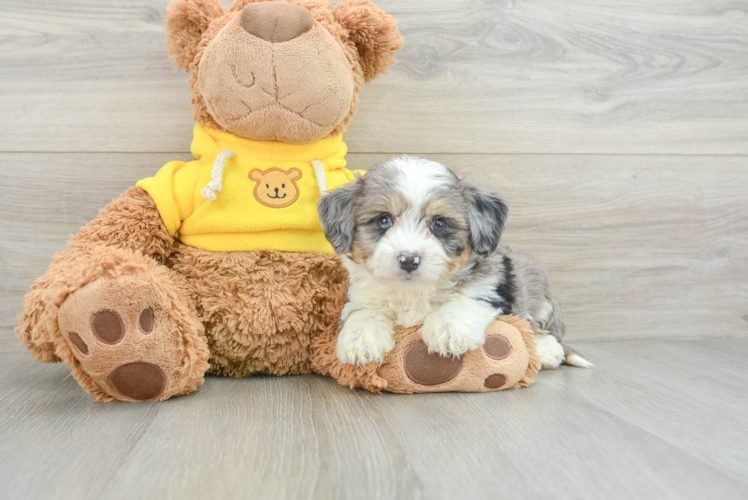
[317, 156, 591, 370]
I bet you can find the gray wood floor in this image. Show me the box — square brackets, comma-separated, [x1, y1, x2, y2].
[1, 335, 747, 500]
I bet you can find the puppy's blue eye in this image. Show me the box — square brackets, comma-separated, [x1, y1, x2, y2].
[430, 217, 446, 233]
[377, 214, 393, 230]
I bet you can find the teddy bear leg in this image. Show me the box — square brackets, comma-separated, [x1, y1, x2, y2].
[55, 248, 209, 402]
[169, 246, 349, 378]
[379, 316, 541, 393]
[314, 316, 540, 394]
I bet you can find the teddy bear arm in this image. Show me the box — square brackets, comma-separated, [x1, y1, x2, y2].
[316, 316, 540, 393]
[68, 186, 174, 260]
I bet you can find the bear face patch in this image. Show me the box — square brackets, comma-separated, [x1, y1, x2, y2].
[249, 168, 302, 208]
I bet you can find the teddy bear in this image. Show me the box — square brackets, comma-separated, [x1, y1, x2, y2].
[16, 0, 538, 402]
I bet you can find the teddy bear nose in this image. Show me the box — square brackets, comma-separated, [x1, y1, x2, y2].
[240, 1, 314, 43]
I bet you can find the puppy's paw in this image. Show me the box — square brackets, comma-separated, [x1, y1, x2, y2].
[336, 314, 395, 367]
[421, 309, 487, 358]
[535, 333, 565, 370]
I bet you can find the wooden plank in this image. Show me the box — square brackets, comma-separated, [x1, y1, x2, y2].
[562, 338, 748, 480]
[96, 375, 424, 500]
[2, 152, 747, 350]
[2, 339, 748, 499]
[1, 0, 747, 154]
[367, 359, 748, 500]
[0, 353, 162, 500]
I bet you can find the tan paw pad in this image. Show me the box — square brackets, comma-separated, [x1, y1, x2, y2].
[58, 276, 190, 402]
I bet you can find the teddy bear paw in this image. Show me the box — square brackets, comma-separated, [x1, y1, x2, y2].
[58, 275, 207, 401]
[377, 317, 537, 393]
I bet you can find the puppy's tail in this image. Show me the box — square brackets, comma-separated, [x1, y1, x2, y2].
[543, 293, 593, 368]
[562, 345, 594, 368]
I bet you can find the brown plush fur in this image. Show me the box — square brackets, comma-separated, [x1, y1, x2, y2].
[335, 0, 401, 83]
[195, 9, 356, 142]
[68, 187, 175, 260]
[168, 245, 348, 377]
[310, 304, 387, 392]
[166, 0, 226, 71]
[167, 0, 402, 142]
[503, 315, 541, 389]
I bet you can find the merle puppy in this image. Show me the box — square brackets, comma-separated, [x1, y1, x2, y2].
[318, 156, 590, 370]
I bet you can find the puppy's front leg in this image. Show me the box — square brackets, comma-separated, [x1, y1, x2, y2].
[337, 309, 396, 367]
[422, 298, 498, 357]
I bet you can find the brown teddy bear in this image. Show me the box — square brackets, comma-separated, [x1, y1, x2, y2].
[16, 0, 538, 402]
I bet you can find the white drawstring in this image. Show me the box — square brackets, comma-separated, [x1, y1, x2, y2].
[311, 160, 328, 196]
[202, 154, 327, 201]
[200, 150, 235, 201]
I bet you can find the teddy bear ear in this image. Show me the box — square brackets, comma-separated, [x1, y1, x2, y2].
[165, 0, 226, 71]
[288, 168, 303, 181]
[335, 0, 403, 83]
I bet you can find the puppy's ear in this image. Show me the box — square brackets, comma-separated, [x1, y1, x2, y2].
[335, 0, 403, 83]
[461, 182, 508, 257]
[317, 178, 361, 254]
[166, 0, 226, 70]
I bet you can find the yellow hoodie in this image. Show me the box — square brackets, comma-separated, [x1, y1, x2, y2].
[136, 124, 359, 253]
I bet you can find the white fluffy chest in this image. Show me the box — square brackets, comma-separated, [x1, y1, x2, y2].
[381, 290, 439, 327]
[344, 267, 460, 328]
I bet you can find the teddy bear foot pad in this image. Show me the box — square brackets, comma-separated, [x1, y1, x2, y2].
[58, 275, 206, 402]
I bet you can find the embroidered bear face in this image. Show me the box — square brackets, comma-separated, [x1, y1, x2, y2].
[249, 168, 302, 208]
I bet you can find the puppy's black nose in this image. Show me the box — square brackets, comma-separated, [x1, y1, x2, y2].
[398, 254, 421, 273]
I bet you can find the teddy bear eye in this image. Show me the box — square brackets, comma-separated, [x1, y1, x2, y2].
[266, 184, 269, 188]
[282, 184, 285, 188]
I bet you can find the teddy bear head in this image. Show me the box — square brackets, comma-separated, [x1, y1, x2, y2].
[165, 0, 402, 144]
